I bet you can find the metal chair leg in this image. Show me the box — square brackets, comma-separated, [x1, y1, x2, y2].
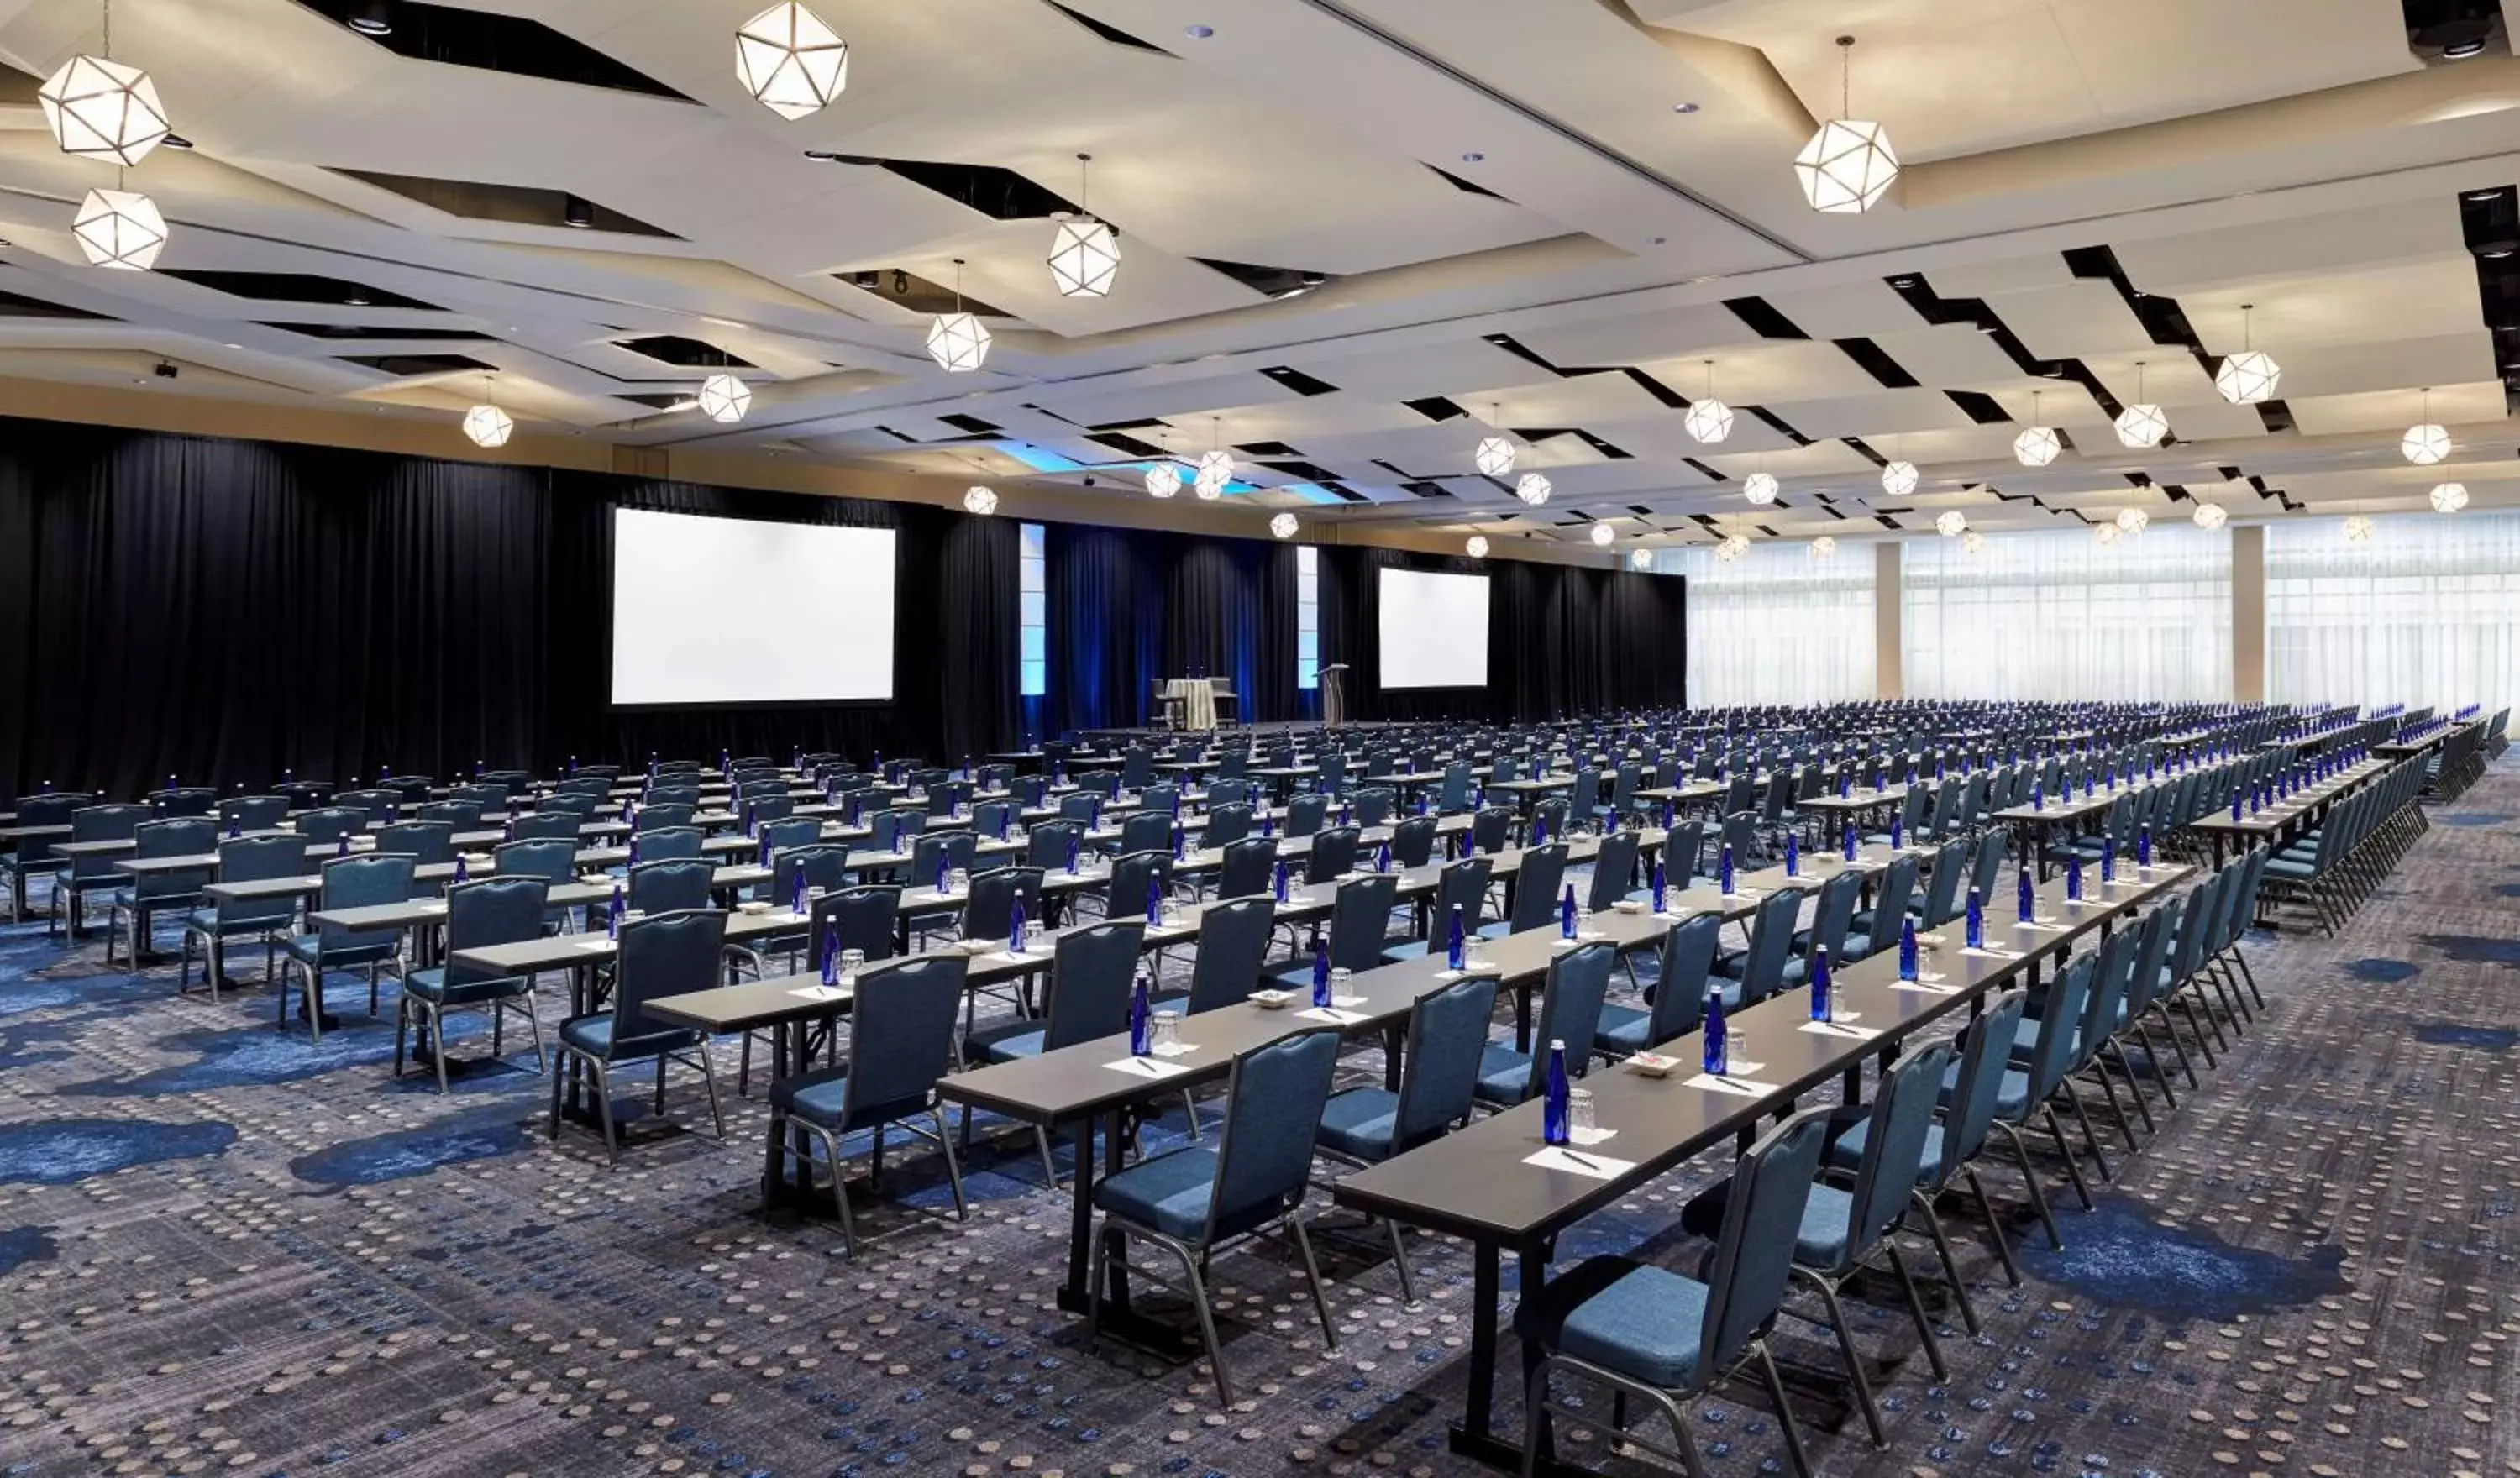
[1961, 1163, 2022, 1285]
[1793, 1267, 1885, 1449]
[1910, 1191, 1982, 1335]
[1883, 1240, 1949, 1379]
[1289, 1214, 1339, 1350]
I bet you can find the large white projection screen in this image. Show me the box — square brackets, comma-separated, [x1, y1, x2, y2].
[1378, 568, 1492, 689]
[610, 509, 897, 705]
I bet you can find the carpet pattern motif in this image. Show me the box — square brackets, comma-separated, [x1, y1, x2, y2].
[1, 764, 2516, 1478]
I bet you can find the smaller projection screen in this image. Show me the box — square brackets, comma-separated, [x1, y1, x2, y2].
[610, 509, 897, 705]
[1377, 568, 1492, 689]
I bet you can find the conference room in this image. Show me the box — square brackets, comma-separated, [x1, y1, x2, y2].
[3, 3, 2517, 1476]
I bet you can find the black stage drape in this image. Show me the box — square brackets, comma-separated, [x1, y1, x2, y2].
[0, 417, 1020, 799]
[1043, 523, 1299, 733]
[1315, 546, 1685, 724]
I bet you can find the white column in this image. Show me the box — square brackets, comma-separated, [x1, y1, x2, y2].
[1874, 540, 1903, 699]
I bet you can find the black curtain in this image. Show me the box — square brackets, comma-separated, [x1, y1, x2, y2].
[1044, 521, 1300, 733]
[1319, 545, 1685, 724]
[0, 418, 1020, 801]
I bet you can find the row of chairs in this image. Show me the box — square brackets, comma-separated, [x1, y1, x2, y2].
[2260, 759, 2430, 935]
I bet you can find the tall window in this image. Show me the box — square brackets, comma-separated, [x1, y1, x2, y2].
[1653, 542, 1875, 705]
[1296, 544, 1320, 691]
[1903, 526, 2229, 701]
[2267, 512, 2520, 713]
[1019, 522, 1047, 698]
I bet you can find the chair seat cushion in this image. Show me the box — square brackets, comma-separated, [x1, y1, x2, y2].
[559, 1012, 701, 1062]
[403, 967, 525, 1007]
[1315, 1087, 1400, 1161]
[1827, 1117, 1945, 1190]
[1378, 938, 1436, 965]
[1593, 1004, 1652, 1056]
[979, 1028, 1047, 1064]
[1679, 1178, 1859, 1270]
[1091, 1145, 1219, 1239]
[1512, 1255, 1710, 1390]
[1471, 1042, 1536, 1104]
[1939, 1060, 2029, 1120]
[2265, 857, 2317, 878]
[1473, 920, 1518, 942]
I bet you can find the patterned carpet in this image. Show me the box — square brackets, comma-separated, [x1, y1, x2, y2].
[3, 762, 2517, 1478]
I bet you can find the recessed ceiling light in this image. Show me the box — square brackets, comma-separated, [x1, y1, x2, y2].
[1673, 101, 1699, 113]
[1184, 24, 1213, 38]
[1647, 235, 1667, 245]
[348, 0, 393, 35]
[1461, 151, 1484, 163]
[2467, 189, 2503, 202]
[562, 194, 595, 228]
[2446, 37, 2487, 57]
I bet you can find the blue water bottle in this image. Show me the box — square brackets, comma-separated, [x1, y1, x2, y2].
[2017, 866, 2035, 923]
[1129, 972, 1152, 1056]
[1784, 835, 1798, 877]
[1065, 832, 1081, 875]
[1446, 905, 1466, 970]
[336, 833, 349, 858]
[2101, 834, 2117, 883]
[1649, 860, 1667, 915]
[821, 920, 841, 985]
[1560, 884, 1578, 939]
[1898, 917, 1919, 982]
[1842, 820, 1857, 862]
[454, 853, 470, 884]
[1310, 933, 1332, 1008]
[790, 867, 809, 915]
[628, 835, 643, 867]
[1146, 872, 1163, 926]
[1809, 945, 1833, 1022]
[2137, 825, 2152, 869]
[1966, 888, 1985, 951]
[227, 814, 243, 840]
[1376, 841, 1391, 873]
[1889, 813, 1903, 850]
[2231, 790, 2244, 822]
[607, 883, 624, 938]
[1702, 988, 1729, 1077]
[1542, 1042, 1572, 1146]
[2066, 856, 2083, 901]
[1532, 815, 1548, 848]
[1719, 844, 1735, 895]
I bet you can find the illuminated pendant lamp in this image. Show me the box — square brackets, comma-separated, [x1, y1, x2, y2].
[737, 3, 848, 120]
[1194, 417, 1232, 499]
[2192, 501, 2228, 530]
[2342, 515, 2374, 544]
[463, 372, 513, 448]
[1881, 435, 1918, 497]
[1589, 521, 1615, 547]
[1742, 469, 1778, 506]
[42, 0, 170, 166]
[1047, 153, 1120, 299]
[927, 258, 991, 373]
[1683, 359, 1732, 443]
[1145, 427, 1184, 499]
[1270, 511, 1299, 539]
[1629, 548, 1651, 569]
[696, 372, 750, 423]
[2116, 506, 2149, 536]
[1465, 535, 1490, 558]
[73, 175, 165, 270]
[2114, 361, 2169, 448]
[2013, 390, 2060, 467]
[2213, 302, 2280, 405]
[2430, 481, 2469, 513]
[1794, 36, 1898, 213]
[1473, 401, 1516, 478]
[1935, 509, 1966, 537]
[963, 486, 999, 516]
[1809, 535, 1837, 558]
[1515, 472, 1552, 506]
[2402, 387, 2449, 465]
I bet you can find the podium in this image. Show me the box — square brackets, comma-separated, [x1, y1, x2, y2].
[1320, 663, 1352, 727]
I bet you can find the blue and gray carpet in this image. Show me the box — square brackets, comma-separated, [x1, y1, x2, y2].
[2, 765, 2516, 1478]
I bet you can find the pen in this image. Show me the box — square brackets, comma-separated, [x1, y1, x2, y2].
[1560, 1150, 1601, 1171]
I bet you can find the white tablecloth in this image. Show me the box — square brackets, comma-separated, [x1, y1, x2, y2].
[1164, 679, 1218, 731]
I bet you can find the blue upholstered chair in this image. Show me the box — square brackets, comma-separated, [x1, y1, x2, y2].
[1946, 951, 2100, 1250]
[1284, 793, 1327, 837]
[1593, 912, 1719, 1059]
[1515, 1109, 1830, 1478]
[1681, 1039, 1953, 1449]
[178, 833, 304, 999]
[1583, 830, 1641, 914]
[217, 794, 291, 832]
[280, 853, 413, 1040]
[50, 802, 150, 937]
[1469, 805, 1515, 856]
[3, 792, 89, 923]
[966, 922, 1147, 1180]
[765, 953, 969, 1255]
[104, 816, 217, 969]
[1483, 843, 1567, 940]
[1304, 825, 1360, 884]
[1199, 802, 1251, 848]
[627, 858, 712, 915]
[496, 836, 580, 887]
[374, 820, 454, 868]
[1471, 941, 1614, 1107]
[397, 877, 548, 1093]
[551, 909, 727, 1164]
[1088, 1028, 1343, 1407]
[1312, 974, 1496, 1300]
[511, 811, 584, 842]
[1782, 868, 1863, 988]
[1843, 852, 1919, 960]
[1382, 857, 1491, 964]
[1272, 873, 1397, 989]
[1174, 896, 1275, 1014]
[1215, 837, 1276, 900]
[1101, 850, 1173, 925]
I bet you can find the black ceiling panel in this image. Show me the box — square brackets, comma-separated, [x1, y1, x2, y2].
[292, 0, 692, 100]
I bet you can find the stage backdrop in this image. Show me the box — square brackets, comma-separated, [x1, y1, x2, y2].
[0, 414, 1685, 799]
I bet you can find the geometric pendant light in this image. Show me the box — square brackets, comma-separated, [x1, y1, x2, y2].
[1683, 359, 1732, 443]
[1474, 402, 1516, 478]
[1794, 37, 1898, 214]
[72, 185, 165, 270]
[2013, 390, 2061, 467]
[1047, 154, 1120, 299]
[2402, 387, 2449, 465]
[2113, 361, 2170, 448]
[2212, 303, 2280, 405]
[1144, 427, 1184, 499]
[736, 3, 849, 121]
[1194, 417, 1232, 500]
[42, 3, 170, 166]
[462, 374, 512, 448]
[927, 258, 991, 373]
[696, 372, 751, 423]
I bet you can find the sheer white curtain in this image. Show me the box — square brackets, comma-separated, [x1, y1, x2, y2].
[1903, 526, 2231, 701]
[2266, 512, 2520, 714]
[1654, 542, 1875, 705]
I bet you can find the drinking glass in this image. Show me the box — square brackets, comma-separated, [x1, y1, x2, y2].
[1569, 1088, 1596, 1140]
[839, 947, 866, 986]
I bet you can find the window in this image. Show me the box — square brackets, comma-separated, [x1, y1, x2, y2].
[1902, 526, 2229, 701]
[1019, 522, 1047, 698]
[1296, 544, 1320, 690]
[2266, 512, 2520, 714]
[1652, 542, 1875, 705]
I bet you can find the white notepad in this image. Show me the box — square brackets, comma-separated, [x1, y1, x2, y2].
[1105, 1055, 1191, 1080]
[1522, 1146, 1634, 1180]
[1683, 1072, 1773, 1098]
[1800, 1019, 1882, 1040]
[1297, 1006, 1368, 1025]
[788, 983, 849, 1004]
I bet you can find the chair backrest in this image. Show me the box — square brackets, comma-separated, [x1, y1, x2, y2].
[1698, 1108, 1832, 1373]
[134, 815, 216, 860]
[1585, 830, 1641, 913]
[444, 877, 549, 984]
[1735, 884, 1807, 1005]
[1646, 912, 1722, 1042]
[759, 815, 822, 857]
[909, 830, 977, 887]
[512, 811, 583, 842]
[1105, 850, 1173, 920]
[1656, 819, 1704, 885]
[1519, 941, 1617, 1097]
[1530, 795, 1571, 840]
[2165, 875, 2218, 985]
[1430, 856, 1494, 939]
[1389, 815, 1439, 869]
[971, 799, 1017, 839]
[772, 844, 853, 904]
[1208, 836, 1272, 900]
[1206, 778, 1250, 810]
[1284, 793, 1327, 836]
[1352, 786, 1396, 830]
[218, 794, 290, 831]
[1966, 828, 2007, 906]
[1807, 867, 1863, 964]
[963, 866, 1044, 939]
[1919, 837, 1969, 925]
[538, 792, 599, 818]
[1185, 896, 1276, 1013]
[627, 858, 713, 915]
[810, 884, 900, 967]
[1200, 802, 1252, 847]
[1507, 844, 1569, 932]
[610, 909, 727, 1047]
[1861, 854, 1919, 957]
[494, 837, 579, 886]
[315, 853, 415, 952]
[2021, 951, 2096, 1103]
[2078, 926, 2139, 1065]
[61, 804, 150, 879]
[417, 800, 480, 830]
[374, 820, 454, 867]
[1204, 1029, 1344, 1242]
[1120, 810, 1173, 857]
[634, 802, 696, 833]
[1835, 1039, 1954, 1265]
[1046, 922, 1147, 1050]
[333, 789, 399, 825]
[216, 833, 306, 902]
[1306, 825, 1360, 884]
[637, 825, 705, 863]
[1390, 975, 1499, 1152]
[1327, 873, 1401, 972]
[838, 954, 973, 1119]
[1470, 805, 1515, 855]
[1025, 820, 1081, 870]
[1940, 988, 2028, 1177]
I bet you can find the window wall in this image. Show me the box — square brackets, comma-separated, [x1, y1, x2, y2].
[2266, 512, 2520, 714]
[1902, 525, 2230, 701]
[1653, 542, 1875, 705]
[1018, 522, 1047, 698]
[1296, 544, 1320, 692]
